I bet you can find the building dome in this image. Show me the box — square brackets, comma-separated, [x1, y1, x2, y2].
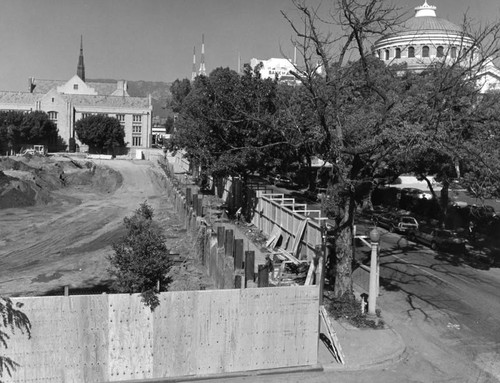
[372, 1, 475, 71]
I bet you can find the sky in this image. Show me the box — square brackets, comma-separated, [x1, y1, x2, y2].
[0, 0, 499, 92]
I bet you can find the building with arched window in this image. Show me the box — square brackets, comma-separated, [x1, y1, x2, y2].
[372, 1, 500, 92]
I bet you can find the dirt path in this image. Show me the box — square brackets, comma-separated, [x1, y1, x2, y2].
[0, 158, 195, 297]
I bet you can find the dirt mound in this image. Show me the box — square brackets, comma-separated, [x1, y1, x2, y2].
[0, 156, 123, 209]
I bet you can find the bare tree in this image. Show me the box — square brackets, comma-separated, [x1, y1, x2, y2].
[282, 0, 500, 299]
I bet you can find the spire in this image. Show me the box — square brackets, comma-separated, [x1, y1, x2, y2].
[77, 35, 85, 82]
[415, 1, 437, 17]
[191, 46, 197, 82]
[198, 34, 206, 76]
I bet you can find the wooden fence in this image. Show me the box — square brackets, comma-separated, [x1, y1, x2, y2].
[3, 287, 319, 382]
[252, 193, 325, 260]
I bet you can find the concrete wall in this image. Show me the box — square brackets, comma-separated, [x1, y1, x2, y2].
[4, 288, 319, 382]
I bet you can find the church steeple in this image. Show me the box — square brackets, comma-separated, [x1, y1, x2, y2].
[77, 35, 85, 82]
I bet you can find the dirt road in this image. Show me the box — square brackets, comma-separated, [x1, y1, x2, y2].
[0, 157, 195, 297]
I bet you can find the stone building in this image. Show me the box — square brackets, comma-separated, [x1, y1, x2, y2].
[0, 37, 152, 153]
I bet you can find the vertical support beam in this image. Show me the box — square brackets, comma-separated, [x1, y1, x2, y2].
[64, 286, 69, 296]
[224, 230, 234, 257]
[186, 187, 192, 206]
[234, 239, 244, 269]
[244, 251, 255, 287]
[258, 264, 269, 287]
[217, 227, 225, 248]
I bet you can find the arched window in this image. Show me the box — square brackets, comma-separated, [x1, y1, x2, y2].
[408, 46, 415, 58]
[451, 46, 457, 58]
[385, 49, 390, 60]
[395, 48, 401, 59]
[437, 46, 444, 58]
[422, 46, 430, 58]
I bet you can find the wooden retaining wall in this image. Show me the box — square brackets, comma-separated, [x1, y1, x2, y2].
[4, 287, 319, 382]
[252, 193, 325, 260]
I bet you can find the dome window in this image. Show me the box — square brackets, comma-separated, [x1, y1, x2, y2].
[395, 48, 401, 59]
[437, 46, 444, 57]
[385, 49, 390, 60]
[408, 47, 415, 58]
[451, 47, 457, 58]
[422, 46, 430, 58]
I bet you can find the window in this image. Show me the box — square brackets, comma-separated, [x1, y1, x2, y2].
[133, 115, 141, 123]
[451, 46, 457, 58]
[437, 46, 444, 58]
[81, 113, 91, 119]
[385, 50, 390, 60]
[116, 114, 125, 126]
[73, 84, 78, 90]
[422, 46, 430, 57]
[395, 48, 401, 59]
[408, 46, 415, 58]
[132, 126, 142, 134]
[48, 111, 58, 127]
[132, 136, 142, 147]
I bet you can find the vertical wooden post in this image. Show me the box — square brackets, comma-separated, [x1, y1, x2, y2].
[217, 226, 225, 248]
[258, 264, 269, 287]
[197, 195, 203, 216]
[186, 187, 192, 206]
[235, 275, 242, 289]
[234, 239, 244, 269]
[64, 286, 69, 296]
[224, 230, 234, 257]
[192, 194, 198, 215]
[244, 251, 255, 287]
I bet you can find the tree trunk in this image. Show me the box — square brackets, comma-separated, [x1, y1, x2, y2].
[332, 223, 354, 299]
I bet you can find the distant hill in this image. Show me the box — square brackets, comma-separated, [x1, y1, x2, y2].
[88, 79, 172, 118]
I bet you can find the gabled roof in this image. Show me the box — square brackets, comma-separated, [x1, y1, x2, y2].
[31, 78, 123, 96]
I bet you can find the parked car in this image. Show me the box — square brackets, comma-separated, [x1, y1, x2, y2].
[401, 187, 432, 200]
[375, 213, 419, 233]
[408, 227, 466, 253]
[272, 175, 294, 187]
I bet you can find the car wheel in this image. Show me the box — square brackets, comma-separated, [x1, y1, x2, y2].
[431, 242, 438, 250]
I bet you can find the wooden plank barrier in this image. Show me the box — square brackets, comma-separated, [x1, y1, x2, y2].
[3, 288, 320, 382]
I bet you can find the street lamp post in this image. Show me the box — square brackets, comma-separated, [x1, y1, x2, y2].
[368, 227, 380, 316]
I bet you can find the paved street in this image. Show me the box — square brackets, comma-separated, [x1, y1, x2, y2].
[356, 225, 500, 382]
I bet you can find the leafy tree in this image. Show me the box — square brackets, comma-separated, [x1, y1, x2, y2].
[108, 202, 172, 310]
[1, 297, 31, 381]
[169, 78, 192, 113]
[0, 111, 61, 153]
[171, 66, 287, 185]
[164, 115, 175, 134]
[74, 115, 125, 154]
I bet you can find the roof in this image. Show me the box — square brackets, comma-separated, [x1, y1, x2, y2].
[0, 91, 38, 104]
[65, 94, 150, 109]
[400, 16, 464, 34]
[32, 78, 121, 96]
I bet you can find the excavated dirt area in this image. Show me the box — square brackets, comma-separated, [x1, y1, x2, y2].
[0, 154, 213, 297]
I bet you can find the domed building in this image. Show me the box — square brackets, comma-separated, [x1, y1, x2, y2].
[372, 1, 500, 91]
[373, 1, 475, 70]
